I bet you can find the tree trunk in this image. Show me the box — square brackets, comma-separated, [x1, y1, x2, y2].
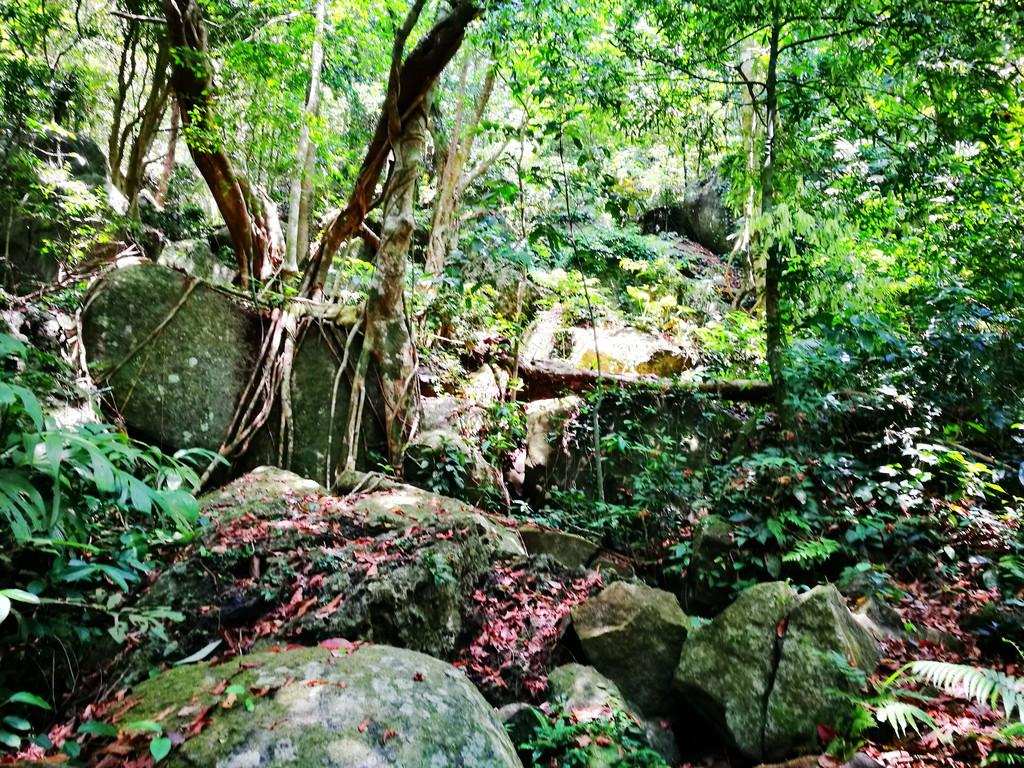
[301, 0, 480, 297]
[154, 100, 179, 206]
[123, 38, 172, 212]
[424, 60, 496, 275]
[163, 0, 281, 288]
[761, 22, 787, 411]
[284, 0, 327, 275]
[361, 105, 429, 470]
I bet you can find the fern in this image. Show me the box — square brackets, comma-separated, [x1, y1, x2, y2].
[873, 700, 935, 737]
[984, 722, 1024, 765]
[782, 537, 840, 565]
[908, 661, 1024, 722]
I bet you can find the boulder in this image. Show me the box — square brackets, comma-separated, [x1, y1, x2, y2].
[572, 581, 689, 715]
[109, 645, 522, 767]
[114, 467, 518, 680]
[518, 524, 598, 569]
[157, 237, 236, 285]
[547, 664, 679, 767]
[680, 173, 734, 255]
[765, 586, 880, 757]
[674, 582, 878, 762]
[565, 324, 692, 376]
[639, 173, 734, 255]
[81, 261, 386, 481]
[683, 514, 734, 614]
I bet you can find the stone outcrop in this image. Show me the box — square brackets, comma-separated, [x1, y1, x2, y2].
[674, 582, 879, 762]
[114, 467, 523, 681]
[572, 581, 690, 715]
[108, 645, 522, 767]
[82, 261, 384, 483]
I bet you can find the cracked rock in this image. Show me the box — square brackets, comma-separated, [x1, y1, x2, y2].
[674, 582, 878, 762]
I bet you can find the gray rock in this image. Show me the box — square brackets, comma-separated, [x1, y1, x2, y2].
[119, 645, 522, 767]
[572, 581, 689, 715]
[81, 261, 387, 482]
[764, 585, 880, 758]
[519, 524, 598, 569]
[680, 173, 734, 254]
[674, 582, 879, 762]
[117, 467, 509, 680]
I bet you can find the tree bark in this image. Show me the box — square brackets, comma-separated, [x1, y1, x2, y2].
[357, 105, 429, 470]
[163, 0, 282, 288]
[123, 38, 172, 211]
[424, 58, 496, 275]
[284, 0, 327, 275]
[760, 22, 787, 411]
[154, 99, 179, 206]
[301, 0, 480, 297]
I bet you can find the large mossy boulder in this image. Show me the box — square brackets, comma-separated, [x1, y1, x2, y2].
[674, 582, 878, 762]
[571, 581, 689, 715]
[639, 173, 734, 255]
[110, 644, 522, 767]
[116, 467, 523, 680]
[81, 261, 384, 481]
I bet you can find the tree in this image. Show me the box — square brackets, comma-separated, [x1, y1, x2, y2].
[162, 0, 283, 288]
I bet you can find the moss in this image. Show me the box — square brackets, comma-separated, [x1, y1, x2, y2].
[118, 645, 522, 767]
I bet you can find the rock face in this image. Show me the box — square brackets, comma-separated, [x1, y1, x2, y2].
[119, 467, 522, 679]
[565, 324, 693, 377]
[572, 581, 689, 715]
[680, 173, 734, 255]
[639, 173, 735, 255]
[116, 645, 522, 767]
[518, 524, 599, 569]
[82, 261, 385, 481]
[674, 582, 879, 761]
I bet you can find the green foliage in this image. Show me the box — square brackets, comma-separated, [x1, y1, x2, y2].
[907, 661, 1024, 723]
[0, 332, 219, 747]
[518, 704, 669, 768]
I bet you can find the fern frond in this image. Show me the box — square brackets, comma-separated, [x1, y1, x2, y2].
[908, 661, 1024, 722]
[874, 700, 935, 737]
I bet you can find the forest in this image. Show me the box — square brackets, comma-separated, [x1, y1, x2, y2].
[1, 0, 1023, 766]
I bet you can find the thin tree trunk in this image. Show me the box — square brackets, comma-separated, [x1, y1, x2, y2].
[424, 60, 496, 275]
[154, 100, 179, 206]
[284, 0, 327, 275]
[123, 38, 172, 213]
[761, 22, 787, 411]
[356, 105, 428, 470]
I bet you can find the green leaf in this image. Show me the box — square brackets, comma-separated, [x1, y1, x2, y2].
[0, 589, 40, 605]
[5, 692, 50, 710]
[150, 736, 172, 761]
[0, 730, 21, 749]
[174, 639, 221, 665]
[2, 716, 31, 731]
[123, 720, 163, 734]
[78, 720, 118, 738]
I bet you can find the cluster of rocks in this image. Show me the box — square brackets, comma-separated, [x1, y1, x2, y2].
[69, 465, 882, 767]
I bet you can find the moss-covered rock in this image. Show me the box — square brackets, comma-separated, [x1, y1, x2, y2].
[518, 524, 598, 569]
[673, 581, 879, 762]
[546, 664, 680, 767]
[113, 467, 514, 682]
[764, 585, 880, 757]
[113, 644, 522, 767]
[572, 581, 689, 715]
[81, 262, 385, 481]
[674, 581, 795, 759]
